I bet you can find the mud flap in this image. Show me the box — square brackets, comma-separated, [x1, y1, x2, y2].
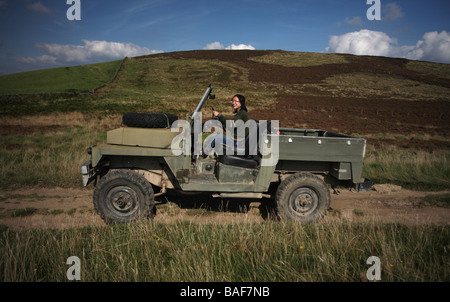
[356, 179, 374, 192]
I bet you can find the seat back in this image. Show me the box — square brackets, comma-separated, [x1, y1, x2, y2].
[218, 120, 272, 168]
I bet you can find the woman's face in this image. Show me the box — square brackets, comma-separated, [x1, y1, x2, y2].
[232, 96, 241, 111]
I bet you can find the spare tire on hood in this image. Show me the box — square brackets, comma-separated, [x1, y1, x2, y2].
[122, 112, 178, 128]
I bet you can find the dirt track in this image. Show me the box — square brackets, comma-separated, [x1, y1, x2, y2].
[0, 185, 448, 231]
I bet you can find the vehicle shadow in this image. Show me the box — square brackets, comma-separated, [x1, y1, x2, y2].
[154, 189, 278, 221]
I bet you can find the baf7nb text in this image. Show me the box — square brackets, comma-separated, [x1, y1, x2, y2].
[180, 286, 269, 299]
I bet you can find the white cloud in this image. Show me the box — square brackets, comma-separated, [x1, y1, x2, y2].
[326, 29, 450, 63]
[225, 44, 255, 50]
[203, 41, 225, 50]
[409, 31, 450, 63]
[327, 29, 397, 57]
[27, 2, 52, 15]
[203, 41, 255, 50]
[17, 40, 163, 66]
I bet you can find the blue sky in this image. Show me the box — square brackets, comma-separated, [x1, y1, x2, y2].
[0, 0, 449, 75]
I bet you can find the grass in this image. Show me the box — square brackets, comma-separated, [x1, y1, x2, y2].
[363, 147, 450, 191]
[248, 51, 349, 67]
[10, 207, 38, 217]
[103, 56, 277, 115]
[322, 72, 450, 100]
[0, 113, 114, 188]
[0, 91, 147, 117]
[0, 56, 276, 117]
[420, 193, 450, 208]
[0, 60, 122, 94]
[406, 60, 450, 80]
[0, 219, 448, 282]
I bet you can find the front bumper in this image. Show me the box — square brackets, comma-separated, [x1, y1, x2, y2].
[80, 159, 95, 186]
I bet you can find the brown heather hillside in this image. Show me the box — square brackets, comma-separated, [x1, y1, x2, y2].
[138, 50, 450, 151]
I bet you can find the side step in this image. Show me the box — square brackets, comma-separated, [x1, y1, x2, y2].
[212, 192, 271, 199]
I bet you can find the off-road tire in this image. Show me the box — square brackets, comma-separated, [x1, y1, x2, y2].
[122, 112, 178, 128]
[93, 170, 155, 225]
[275, 173, 331, 223]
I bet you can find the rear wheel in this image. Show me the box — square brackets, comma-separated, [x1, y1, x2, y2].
[93, 170, 155, 225]
[275, 173, 330, 223]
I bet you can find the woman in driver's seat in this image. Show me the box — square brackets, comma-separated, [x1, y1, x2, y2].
[203, 94, 249, 157]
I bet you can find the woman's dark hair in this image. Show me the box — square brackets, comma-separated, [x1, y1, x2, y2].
[232, 94, 247, 113]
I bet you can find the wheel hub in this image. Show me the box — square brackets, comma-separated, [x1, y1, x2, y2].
[290, 188, 318, 216]
[295, 194, 312, 208]
[108, 187, 137, 213]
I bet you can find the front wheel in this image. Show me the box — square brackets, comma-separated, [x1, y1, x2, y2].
[275, 173, 331, 223]
[93, 170, 155, 225]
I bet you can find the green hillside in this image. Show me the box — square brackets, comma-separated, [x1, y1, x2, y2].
[0, 60, 122, 94]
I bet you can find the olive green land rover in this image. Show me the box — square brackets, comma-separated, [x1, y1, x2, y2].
[81, 85, 372, 224]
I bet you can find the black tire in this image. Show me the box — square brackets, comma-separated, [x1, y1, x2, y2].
[93, 170, 155, 225]
[275, 173, 331, 223]
[122, 112, 178, 128]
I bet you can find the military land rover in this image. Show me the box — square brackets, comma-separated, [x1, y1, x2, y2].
[81, 85, 372, 224]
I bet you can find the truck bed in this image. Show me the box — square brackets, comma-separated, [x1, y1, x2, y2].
[273, 128, 366, 183]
